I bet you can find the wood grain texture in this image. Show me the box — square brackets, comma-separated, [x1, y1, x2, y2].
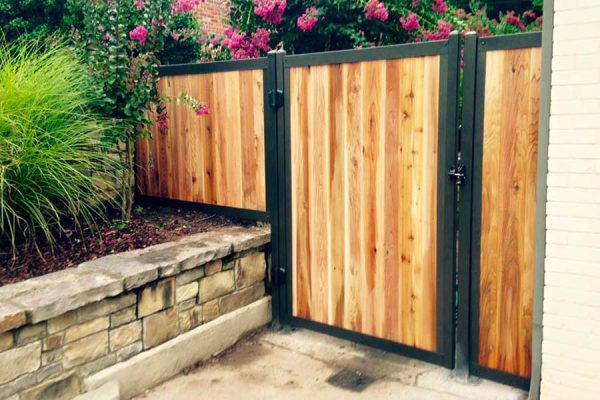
[478, 47, 541, 378]
[136, 70, 266, 211]
[290, 56, 440, 351]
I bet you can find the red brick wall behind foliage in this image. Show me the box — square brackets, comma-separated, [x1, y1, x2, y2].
[197, 0, 231, 36]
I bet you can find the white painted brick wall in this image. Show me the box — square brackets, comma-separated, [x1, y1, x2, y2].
[541, 1, 600, 399]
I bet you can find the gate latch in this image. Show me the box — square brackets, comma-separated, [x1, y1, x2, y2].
[268, 89, 284, 109]
[448, 164, 467, 186]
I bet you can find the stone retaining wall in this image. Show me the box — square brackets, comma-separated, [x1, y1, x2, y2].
[0, 226, 270, 400]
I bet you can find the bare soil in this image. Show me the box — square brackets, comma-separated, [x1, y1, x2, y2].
[0, 205, 246, 286]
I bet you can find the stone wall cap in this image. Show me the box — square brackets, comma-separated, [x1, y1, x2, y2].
[0, 301, 27, 334]
[0, 225, 270, 333]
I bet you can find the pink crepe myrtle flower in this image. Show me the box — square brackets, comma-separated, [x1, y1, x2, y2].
[222, 27, 271, 59]
[129, 25, 148, 45]
[400, 13, 420, 32]
[297, 7, 319, 32]
[222, 27, 248, 53]
[172, 0, 201, 15]
[253, 0, 287, 25]
[479, 26, 491, 37]
[504, 11, 526, 31]
[535, 16, 543, 26]
[195, 104, 210, 116]
[134, 0, 144, 11]
[251, 28, 272, 52]
[523, 10, 536, 20]
[365, 0, 388, 22]
[432, 0, 448, 14]
[424, 19, 452, 41]
[412, 0, 420, 7]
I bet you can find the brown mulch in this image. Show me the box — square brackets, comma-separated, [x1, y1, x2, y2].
[0, 205, 246, 286]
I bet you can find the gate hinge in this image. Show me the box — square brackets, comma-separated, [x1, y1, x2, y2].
[448, 164, 467, 186]
[268, 89, 284, 109]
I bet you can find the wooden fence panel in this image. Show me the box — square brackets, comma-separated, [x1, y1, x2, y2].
[290, 56, 441, 351]
[136, 69, 266, 212]
[477, 46, 541, 378]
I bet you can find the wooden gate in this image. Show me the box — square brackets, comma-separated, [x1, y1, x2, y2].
[274, 35, 461, 367]
[458, 32, 542, 389]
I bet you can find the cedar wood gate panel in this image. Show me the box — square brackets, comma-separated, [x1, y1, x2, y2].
[290, 56, 441, 351]
[133, 32, 542, 389]
[459, 32, 542, 389]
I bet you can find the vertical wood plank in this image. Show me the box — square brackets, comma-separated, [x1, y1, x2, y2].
[383, 59, 401, 342]
[344, 62, 364, 332]
[308, 65, 330, 325]
[478, 47, 541, 378]
[399, 57, 417, 347]
[418, 57, 439, 351]
[253, 70, 267, 211]
[239, 71, 257, 209]
[291, 67, 311, 319]
[328, 64, 346, 328]
[362, 60, 382, 336]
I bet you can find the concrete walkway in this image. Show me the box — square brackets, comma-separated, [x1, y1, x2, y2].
[135, 328, 527, 400]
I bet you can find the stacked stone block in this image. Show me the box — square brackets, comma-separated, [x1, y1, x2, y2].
[0, 226, 270, 400]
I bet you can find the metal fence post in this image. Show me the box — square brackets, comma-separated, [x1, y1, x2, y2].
[265, 49, 287, 327]
[454, 31, 478, 380]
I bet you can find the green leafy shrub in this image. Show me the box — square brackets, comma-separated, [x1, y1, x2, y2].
[0, 0, 83, 42]
[0, 38, 118, 248]
[0, 0, 213, 65]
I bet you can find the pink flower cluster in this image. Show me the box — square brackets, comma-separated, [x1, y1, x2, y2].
[365, 0, 389, 22]
[424, 19, 452, 40]
[505, 11, 526, 31]
[172, 0, 201, 15]
[178, 92, 210, 116]
[134, 0, 144, 11]
[222, 27, 271, 59]
[297, 7, 319, 32]
[400, 13, 420, 32]
[253, 0, 287, 25]
[195, 104, 210, 116]
[129, 25, 148, 45]
[432, 0, 448, 14]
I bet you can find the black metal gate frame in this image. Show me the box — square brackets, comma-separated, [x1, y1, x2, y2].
[268, 33, 461, 369]
[458, 31, 542, 390]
